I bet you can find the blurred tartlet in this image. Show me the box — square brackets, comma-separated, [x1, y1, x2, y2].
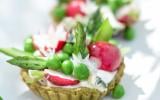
[51, 0, 139, 40]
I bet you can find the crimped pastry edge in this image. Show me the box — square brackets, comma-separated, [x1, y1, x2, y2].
[20, 62, 125, 100]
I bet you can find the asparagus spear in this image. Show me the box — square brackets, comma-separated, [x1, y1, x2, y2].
[7, 56, 47, 70]
[73, 22, 88, 58]
[59, 0, 70, 4]
[92, 0, 108, 5]
[86, 8, 103, 35]
[108, 0, 132, 12]
[0, 48, 32, 57]
[92, 0, 132, 12]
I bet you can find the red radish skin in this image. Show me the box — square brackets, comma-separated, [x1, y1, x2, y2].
[66, 0, 85, 17]
[45, 74, 79, 86]
[88, 41, 122, 72]
[118, 15, 135, 26]
[32, 30, 69, 56]
[118, 15, 129, 25]
[55, 41, 66, 52]
[55, 32, 69, 52]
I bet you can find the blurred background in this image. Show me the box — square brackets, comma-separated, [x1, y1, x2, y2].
[0, 0, 160, 100]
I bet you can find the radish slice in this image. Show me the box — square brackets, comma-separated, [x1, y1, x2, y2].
[55, 40, 66, 52]
[66, 0, 86, 17]
[32, 25, 68, 56]
[45, 74, 79, 86]
[44, 69, 79, 86]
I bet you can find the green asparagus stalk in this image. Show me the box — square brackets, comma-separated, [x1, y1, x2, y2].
[93, 0, 108, 4]
[0, 48, 32, 57]
[108, 0, 132, 12]
[73, 22, 88, 58]
[7, 56, 47, 70]
[59, 0, 70, 4]
[92, 0, 132, 12]
[86, 8, 103, 35]
[92, 19, 113, 42]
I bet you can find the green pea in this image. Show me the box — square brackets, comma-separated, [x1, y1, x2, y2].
[52, 5, 66, 22]
[59, 0, 70, 3]
[74, 63, 90, 80]
[56, 52, 69, 62]
[123, 27, 135, 40]
[24, 37, 34, 53]
[112, 84, 125, 99]
[63, 43, 73, 55]
[0, 96, 2, 100]
[95, 0, 107, 4]
[47, 56, 61, 70]
[118, 0, 132, 6]
[62, 60, 74, 75]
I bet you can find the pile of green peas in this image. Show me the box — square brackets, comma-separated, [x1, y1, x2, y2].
[24, 38, 90, 80]
[46, 43, 90, 80]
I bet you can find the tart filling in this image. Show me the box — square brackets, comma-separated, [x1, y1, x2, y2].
[60, 1, 125, 33]
[42, 69, 116, 92]
[0, 17, 125, 99]
[51, 0, 139, 40]
[25, 23, 122, 93]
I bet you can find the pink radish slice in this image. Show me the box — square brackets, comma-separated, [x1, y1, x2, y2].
[66, 0, 86, 17]
[45, 74, 79, 86]
[32, 25, 68, 56]
[55, 40, 66, 52]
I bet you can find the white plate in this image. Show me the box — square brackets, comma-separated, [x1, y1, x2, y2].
[0, 0, 160, 100]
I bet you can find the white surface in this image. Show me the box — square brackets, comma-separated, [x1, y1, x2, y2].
[0, 0, 160, 100]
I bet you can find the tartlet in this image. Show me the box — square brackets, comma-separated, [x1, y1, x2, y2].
[51, 0, 139, 40]
[0, 21, 125, 100]
[21, 62, 124, 100]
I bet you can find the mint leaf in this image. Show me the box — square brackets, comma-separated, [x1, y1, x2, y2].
[92, 19, 113, 42]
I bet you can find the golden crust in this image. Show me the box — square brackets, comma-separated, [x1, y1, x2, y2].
[20, 62, 125, 100]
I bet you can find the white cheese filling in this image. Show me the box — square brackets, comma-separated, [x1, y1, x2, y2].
[40, 54, 117, 92]
[44, 69, 116, 92]
[61, 1, 124, 34]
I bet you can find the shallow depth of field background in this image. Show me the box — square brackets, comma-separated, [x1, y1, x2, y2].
[0, 0, 160, 100]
